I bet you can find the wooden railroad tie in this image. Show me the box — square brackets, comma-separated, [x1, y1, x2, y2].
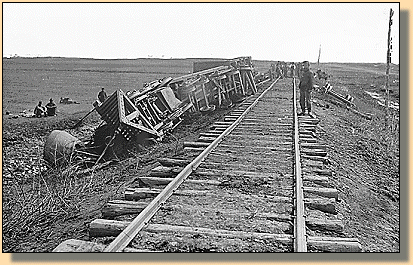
[303, 169, 334, 176]
[300, 138, 317, 144]
[183, 141, 211, 148]
[217, 143, 292, 150]
[226, 133, 292, 140]
[301, 161, 324, 170]
[223, 117, 261, 122]
[88, 221, 360, 252]
[303, 175, 329, 187]
[183, 146, 205, 152]
[301, 149, 327, 157]
[301, 143, 327, 150]
[138, 176, 220, 187]
[157, 158, 190, 167]
[199, 132, 222, 137]
[299, 130, 317, 138]
[198, 136, 216, 143]
[305, 198, 336, 214]
[298, 117, 320, 124]
[302, 155, 330, 164]
[303, 187, 339, 200]
[299, 125, 317, 132]
[149, 166, 183, 177]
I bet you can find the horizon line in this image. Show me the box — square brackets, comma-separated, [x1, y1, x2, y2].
[2, 55, 399, 65]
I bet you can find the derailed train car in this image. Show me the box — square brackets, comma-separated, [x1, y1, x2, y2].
[43, 57, 262, 167]
[94, 77, 192, 144]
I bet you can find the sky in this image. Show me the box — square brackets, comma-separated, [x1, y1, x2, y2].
[3, 2, 400, 64]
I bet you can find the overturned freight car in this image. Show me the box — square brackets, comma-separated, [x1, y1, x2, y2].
[44, 79, 192, 167]
[95, 77, 192, 143]
[169, 57, 258, 112]
[44, 56, 262, 167]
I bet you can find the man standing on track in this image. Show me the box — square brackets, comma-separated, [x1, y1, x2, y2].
[298, 61, 315, 118]
[290, 63, 296, 78]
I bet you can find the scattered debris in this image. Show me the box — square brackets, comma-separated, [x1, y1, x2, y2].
[319, 82, 372, 120]
[60, 97, 80, 104]
[321, 82, 355, 107]
[365, 91, 399, 111]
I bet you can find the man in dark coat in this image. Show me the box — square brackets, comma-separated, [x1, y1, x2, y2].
[98, 87, 108, 103]
[45, 98, 57, 116]
[298, 61, 315, 118]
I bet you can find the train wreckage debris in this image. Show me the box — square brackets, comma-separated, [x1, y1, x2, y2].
[44, 57, 261, 168]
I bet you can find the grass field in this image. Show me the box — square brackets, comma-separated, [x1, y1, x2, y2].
[2, 57, 194, 115]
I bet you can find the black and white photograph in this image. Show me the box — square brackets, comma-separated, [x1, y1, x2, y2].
[3, 2, 400, 253]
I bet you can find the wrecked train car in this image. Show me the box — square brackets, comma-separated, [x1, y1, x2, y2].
[44, 56, 262, 167]
[95, 77, 192, 143]
[169, 56, 258, 112]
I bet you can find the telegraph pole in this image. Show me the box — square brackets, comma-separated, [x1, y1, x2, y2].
[385, 8, 394, 129]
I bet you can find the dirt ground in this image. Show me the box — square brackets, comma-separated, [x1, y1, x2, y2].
[2, 59, 400, 252]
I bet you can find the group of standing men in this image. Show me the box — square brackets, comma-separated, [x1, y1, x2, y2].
[270, 60, 315, 118]
[270, 61, 304, 79]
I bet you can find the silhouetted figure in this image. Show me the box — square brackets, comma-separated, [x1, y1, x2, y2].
[98, 87, 108, 103]
[34, 101, 46, 118]
[298, 61, 315, 118]
[46, 98, 57, 116]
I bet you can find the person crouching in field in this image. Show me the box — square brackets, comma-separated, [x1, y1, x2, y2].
[45, 98, 57, 116]
[34, 101, 46, 118]
[298, 61, 315, 118]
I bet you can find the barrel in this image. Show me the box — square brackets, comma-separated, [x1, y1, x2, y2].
[43, 130, 81, 166]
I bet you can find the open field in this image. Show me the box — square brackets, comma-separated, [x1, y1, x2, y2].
[2, 57, 400, 252]
[2, 57, 193, 115]
[3, 58, 399, 116]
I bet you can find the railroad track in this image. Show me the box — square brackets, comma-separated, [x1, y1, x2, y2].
[54, 77, 361, 252]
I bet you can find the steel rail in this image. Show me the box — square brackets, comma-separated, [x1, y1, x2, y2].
[292, 77, 307, 252]
[104, 77, 280, 252]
